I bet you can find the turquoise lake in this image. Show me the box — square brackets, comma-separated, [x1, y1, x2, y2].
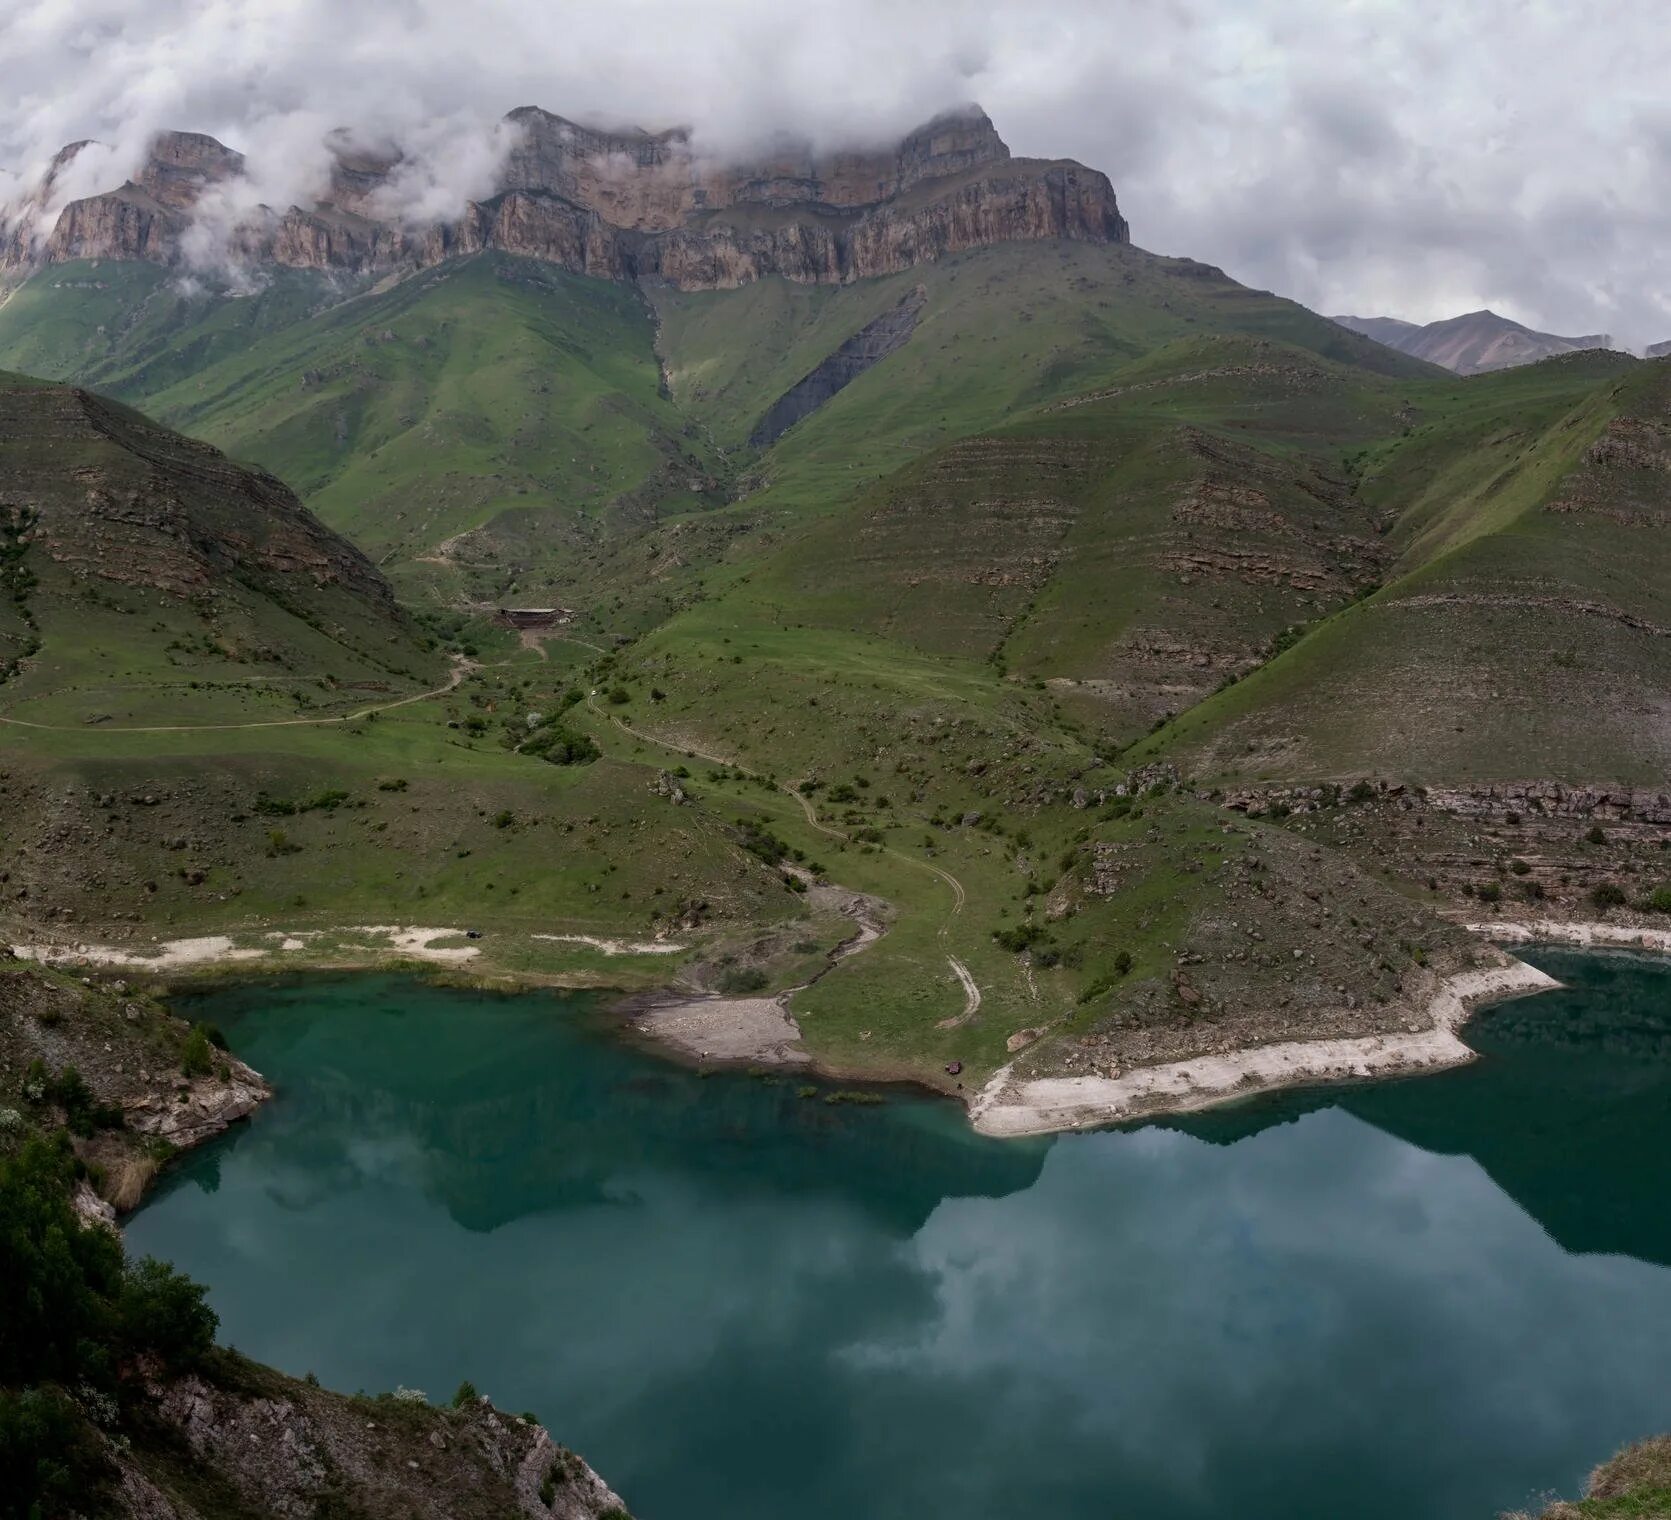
[127, 950, 1671, 1519]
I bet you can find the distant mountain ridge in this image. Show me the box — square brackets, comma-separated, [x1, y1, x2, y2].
[1648, 339, 1671, 359]
[1332, 308, 1612, 374]
[0, 105, 1127, 291]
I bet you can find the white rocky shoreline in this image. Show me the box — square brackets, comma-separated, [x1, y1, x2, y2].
[13, 916, 1667, 1142]
[969, 920, 1668, 1138]
[969, 958, 1557, 1137]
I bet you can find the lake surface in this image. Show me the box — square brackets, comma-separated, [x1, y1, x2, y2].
[129, 951, 1671, 1520]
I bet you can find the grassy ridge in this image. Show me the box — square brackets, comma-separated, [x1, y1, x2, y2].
[1, 256, 724, 612]
[652, 240, 1438, 514]
[1136, 356, 1671, 784]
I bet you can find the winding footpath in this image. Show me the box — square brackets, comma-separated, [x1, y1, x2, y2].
[588, 694, 979, 1018]
[0, 655, 477, 735]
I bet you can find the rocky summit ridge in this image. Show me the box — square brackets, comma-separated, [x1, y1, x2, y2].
[1, 104, 1128, 291]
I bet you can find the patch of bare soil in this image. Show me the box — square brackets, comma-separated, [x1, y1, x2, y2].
[631, 879, 888, 1066]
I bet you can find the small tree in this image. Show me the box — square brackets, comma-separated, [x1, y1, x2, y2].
[179, 1025, 214, 1078]
[117, 1257, 217, 1371]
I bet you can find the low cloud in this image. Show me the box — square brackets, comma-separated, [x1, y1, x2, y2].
[2, 0, 1668, 345]
[366, 115, 525, 229]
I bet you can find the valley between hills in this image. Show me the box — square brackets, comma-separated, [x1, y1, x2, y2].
[2, 100, 1670, 1520]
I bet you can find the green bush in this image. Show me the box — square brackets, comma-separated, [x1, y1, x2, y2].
[26, 1065, 120, 1138]
[1643, 885, 1671, 914]
[116, 1257, 217, 1372]
[734, 821, 792, 866]
[0, 1386, 109, 1520]
[180, 1025, 214, 1078]
[717, 967, 769, 995]
[522, 725, 600, 766]
[1077, 951, 1135, 1005]
[992, 923, 1050, 954]
[452, 1380, 479, 1408]
[0, 1136, 125, 1386]
[1591, 882, 1627, 910]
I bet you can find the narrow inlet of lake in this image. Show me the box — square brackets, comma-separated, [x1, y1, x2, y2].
[128, 950, 1671, 1520]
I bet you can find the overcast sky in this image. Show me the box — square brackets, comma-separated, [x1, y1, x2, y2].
[4, 0, 1669, 345]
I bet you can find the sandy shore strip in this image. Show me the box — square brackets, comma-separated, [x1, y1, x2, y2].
[531, 934, 686, 956]
[1466, 919, 1671, 955]
[12, 935, 272, 971]
[969, 960, 1559, 1139]
[11, 925, 483, 970]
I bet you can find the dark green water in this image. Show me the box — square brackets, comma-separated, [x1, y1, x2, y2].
[129, 951, 1671, 1520]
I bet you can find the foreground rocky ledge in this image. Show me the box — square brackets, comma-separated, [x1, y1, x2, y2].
[112, 1364, 628, 1520]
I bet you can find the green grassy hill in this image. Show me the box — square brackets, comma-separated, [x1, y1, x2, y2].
[645, 240, 1437, 559]
[1, 240, 1664, 1100]
[708, 335, 1403, 743]
[0, 242, 1439, 633]
[1133, 354, 1671, 785]
[0, 256, 726, 615]
[0, 374, 444, 728]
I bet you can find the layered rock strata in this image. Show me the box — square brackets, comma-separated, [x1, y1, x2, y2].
[3, 106, 1129, 291]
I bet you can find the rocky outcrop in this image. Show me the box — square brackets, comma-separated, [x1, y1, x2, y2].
[120, 1058, 268, 1147]
[750, 284, 928, 445]
[1, 954, 273, 1213]
[44, 184, 187, 266]
[134, 130, 246, 209]
[1423, 780, 1671, 826]
[4, 104, 1128, 291]
[117, 1376, 629, 1520]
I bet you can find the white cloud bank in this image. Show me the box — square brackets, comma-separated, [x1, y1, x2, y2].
[2, 0, 1669, 344]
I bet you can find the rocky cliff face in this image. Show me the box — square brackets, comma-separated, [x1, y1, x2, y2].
[4, 104, 1128, 291]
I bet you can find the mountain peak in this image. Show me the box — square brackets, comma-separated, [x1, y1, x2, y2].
[1334, 308, 1613, 374]
[2, 101, 1123, 291]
